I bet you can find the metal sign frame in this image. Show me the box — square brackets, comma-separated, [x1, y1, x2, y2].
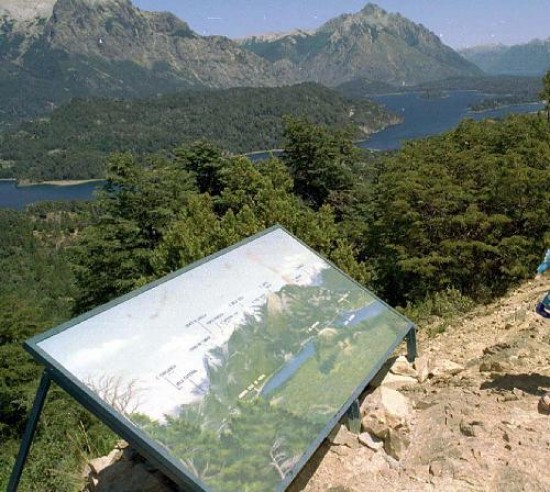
[9, 225, 417, 491]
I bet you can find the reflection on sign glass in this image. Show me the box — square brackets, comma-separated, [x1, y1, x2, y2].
[37, 228, 411, 491]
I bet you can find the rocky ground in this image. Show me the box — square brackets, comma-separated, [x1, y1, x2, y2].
[84, 278, 550, 492]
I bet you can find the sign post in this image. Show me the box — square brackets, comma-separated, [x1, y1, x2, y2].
[407, 326, 417, 362]
[8, 371, 52, 492]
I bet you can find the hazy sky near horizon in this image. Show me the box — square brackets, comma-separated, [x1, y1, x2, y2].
[132, 0, 549, 49]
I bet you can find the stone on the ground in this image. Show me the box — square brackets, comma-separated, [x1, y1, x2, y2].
[368, 452, 392, 474]
[379, 372, 418, 390]
[414, 356, 429, 383]
[358, 431, 384, 450]
[430, 358, 464, 379]
[328, 424, 361, 448]
[538, 393, 550, 415]
[459, 419, 482, 437]
[360, 387, 413, 436]
[479, 359, 511, 373]
[382, 453, 401, 470]
[88, 450, 121, 476]
[383, 428, 410, 461]
[89, 461, 175, 492]
[361, 413, 388, 439]
[380, 387, 413, 428]
[390, 356, 417, 377]
[429, 460, 447, 478]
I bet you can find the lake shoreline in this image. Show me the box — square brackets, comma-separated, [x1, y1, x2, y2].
[15, 179, 105, 188]
[242, 117, 403, 159]
[0, 179, 105, 210]
[467, 100, 542, 114]
[243, 148, 283, 157]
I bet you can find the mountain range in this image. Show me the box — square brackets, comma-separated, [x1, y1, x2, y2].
[240, 4, 482, 87]
[0, 0, 278, 129]
[0, 0, 482, 128]
[460, 38, 550, 76]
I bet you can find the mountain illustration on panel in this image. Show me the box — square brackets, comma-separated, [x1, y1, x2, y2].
[132, 266, 410, 491]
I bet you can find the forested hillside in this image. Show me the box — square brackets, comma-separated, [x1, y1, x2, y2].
[0, 83, 398, 180]
[0, 204, 115, 489]
[1, 107, 550, 490]
[0, 0, 277, 129]
[337, 75, 543, 108]
[0, 1, 482, 129]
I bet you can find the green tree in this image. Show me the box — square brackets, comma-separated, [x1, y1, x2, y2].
[72, 153, 195, 312]
[365, 115, 550, 305]
[153, 155, 370, 285]
[174, 141, 230, 196]
[0, 208, 116, 491]
[282, 117, 358, 210]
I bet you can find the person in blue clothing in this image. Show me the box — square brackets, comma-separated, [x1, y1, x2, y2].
[536, 249, 550, 319]
[536, 291, 550, 319]
[535, 250, 550, 412]
[536, 249, 550, 277]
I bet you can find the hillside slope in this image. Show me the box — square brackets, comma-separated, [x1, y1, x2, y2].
[85, 278, 550, 491]
[0, 1, 483, 129]
[461, 39, 550, 76]
[1, 0, 276, 86]
[295, 277, 550, 491]
[0, 0, 277, 129]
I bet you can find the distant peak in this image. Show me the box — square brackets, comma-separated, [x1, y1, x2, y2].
[360, 3, 387, 16]
[240, 29, 312, 43]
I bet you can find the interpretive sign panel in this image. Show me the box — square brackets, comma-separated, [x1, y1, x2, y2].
[25, 226, 414, 491]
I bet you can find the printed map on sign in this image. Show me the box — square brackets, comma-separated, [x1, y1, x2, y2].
[36, 228, 412, 492]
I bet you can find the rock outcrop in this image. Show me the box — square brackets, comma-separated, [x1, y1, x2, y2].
[0, 0, 277, 129]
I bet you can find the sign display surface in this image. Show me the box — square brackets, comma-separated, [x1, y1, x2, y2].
[28, 227, 413, 491]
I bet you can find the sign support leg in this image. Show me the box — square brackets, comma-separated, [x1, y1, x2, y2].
[345, 399, 361, 434]
[8, 371, 52, 492]
[406, 326, 417, 363]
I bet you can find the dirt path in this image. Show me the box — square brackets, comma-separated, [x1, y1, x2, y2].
[293, 278, 550, 492]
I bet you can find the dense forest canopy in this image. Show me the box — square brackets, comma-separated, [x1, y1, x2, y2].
[0, 83, 398, 181]
[1, 76, 550, 489]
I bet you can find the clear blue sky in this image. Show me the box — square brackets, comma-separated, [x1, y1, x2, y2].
[132, 0, 549, 49]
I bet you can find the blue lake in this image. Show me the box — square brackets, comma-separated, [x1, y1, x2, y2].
[361, 90, 543, 151]
[335, 302, 385, 328]
[260, 340, 316, 397]
[0, 91, 543, 208]
[0, 180, 104, 210]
